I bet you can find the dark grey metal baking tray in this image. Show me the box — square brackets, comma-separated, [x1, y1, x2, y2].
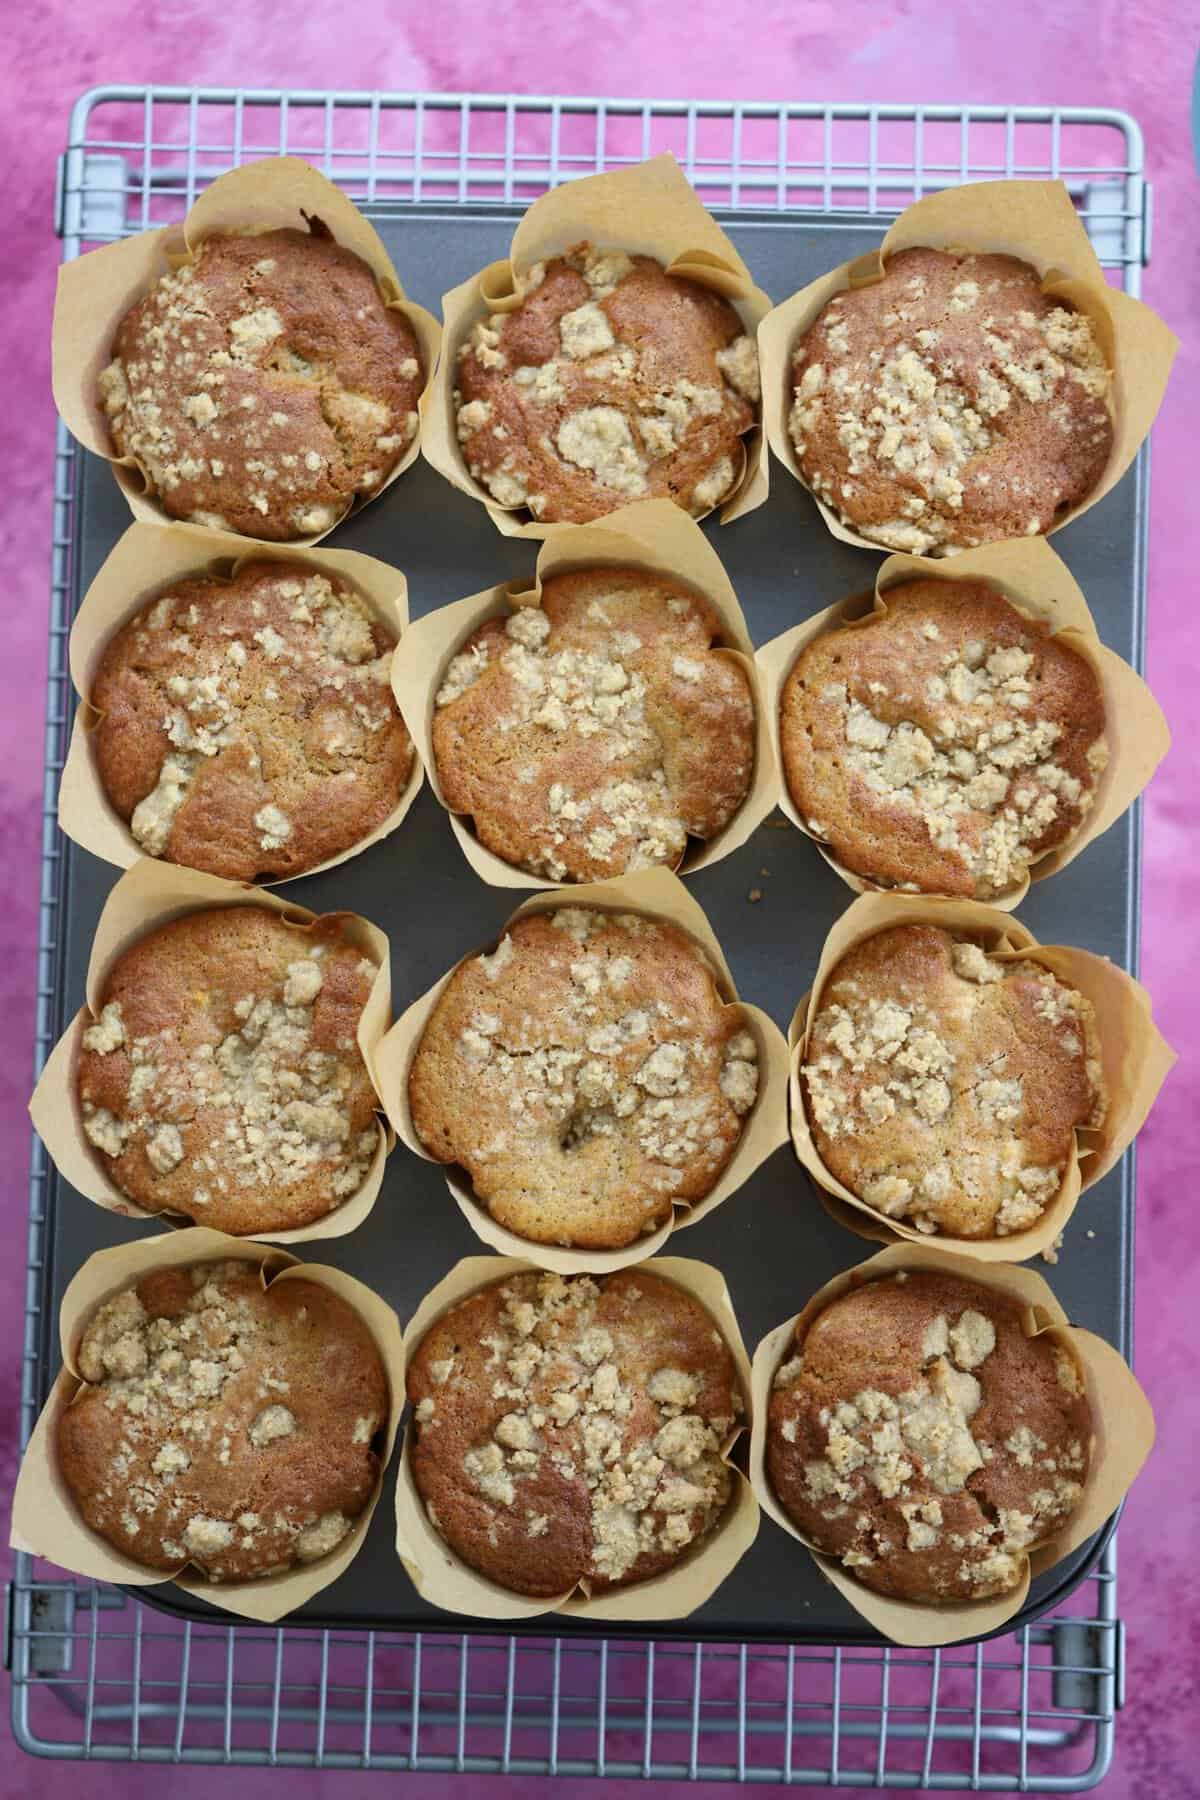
[35, 203, 1145, 1646]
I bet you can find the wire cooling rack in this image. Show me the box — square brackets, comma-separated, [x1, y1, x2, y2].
[11, 88, 1150, 1782]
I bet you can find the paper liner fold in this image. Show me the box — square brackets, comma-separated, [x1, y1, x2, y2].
[29, 860, 395, 1244]
[52, 156, 442, 546]
[391, 498, 780, 889]
[394, 1254, 758, 1620]
[10, 1226, 405, 1625]
[374, 866, 789, 1271]
[755, 536, 1169, 909]
[748, 1243, 1154, 1646]
[59, 521, 423, 880]
[785, 891, 1174, 1260]
[757, 179, 1178, 553]
[419, 154, 771, 536]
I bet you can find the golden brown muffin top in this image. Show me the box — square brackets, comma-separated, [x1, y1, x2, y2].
[802, 924, 1106, 1239]
[788, 247, 1112, 553]
[408, 1268, 739, 1596]
[432, 568, 755, 882]
[78, 907, 380, 1236]
[767, 1269, 1092, 1603]
[408, 908, 759, 1250]
[99, 226, 423, 540]
[779, 578, 1108, 899]
[455, 243, 759, 524]
[58, 1259, 388, 1581]
[92, 562, 413, 882]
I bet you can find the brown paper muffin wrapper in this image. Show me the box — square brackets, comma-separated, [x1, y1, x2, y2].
[59, 521, 423, 881]
[786, 891, 1174, 1261]
[391, 499, 780, 888]
[420, 154, 771, 537]
[748, 1243, 1154, 1646]
[10, 1226, 404, 1626]
[756, 536, 1169, 910]
[758, 179, 1177, 553]
[395, 1253, 758, 1620]
[375, 866, 789, 1271]
[52, 156, 442, 547]
[29, 860, 395, 1244]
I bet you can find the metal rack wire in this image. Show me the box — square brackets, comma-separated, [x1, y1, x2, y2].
[11, 87, 1150, 1782]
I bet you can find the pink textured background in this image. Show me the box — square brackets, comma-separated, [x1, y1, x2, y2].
[2, 5, 1196, 1796]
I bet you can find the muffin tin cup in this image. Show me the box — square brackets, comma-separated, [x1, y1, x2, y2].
[374, 866, 791, 1273]
[58, 521, 424, 881]
[10, 1226, 405, 1626]
[29, 860, 395, 1245]
[394, 1253, 759, 1621]
[755, 536, 1169, 910]
[418, 152, 772, 538]
[757, 178, 1177, 554]
[786, 891, 1175, 1262]
[391, 498, 781, 889]
[51, 156, 442, 547]
[747, 1243, 1154, 1648]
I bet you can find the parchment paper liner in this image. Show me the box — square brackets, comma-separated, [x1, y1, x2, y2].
[392, 498, 780, 889]
[59, 521, 423, 881]
[10, 1226, 404, 1626]
[748, 1243, 1154, 1647]
[786, 891, 1174, 1261]
[395, 1253, 758, 1620]
[757, 179, 1178, 553]
[375, 866, 789, 1271]
[756, 536, 1169, 911]
[29, 860, 395, 1245]
[420, 154, 771, 537]
[51, 156, 442, 546]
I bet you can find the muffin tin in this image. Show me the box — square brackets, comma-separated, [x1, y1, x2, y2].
[35, 203, 1147, 1643]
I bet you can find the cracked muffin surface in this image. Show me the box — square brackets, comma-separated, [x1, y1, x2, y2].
[77, 907, 381, 1235]
[801, 924, 1106, 1239]
[408, 907, 760, 1250]
[767, 1269, 1092, 1602]
[58, 1259, 388, 1581]
[779, 578, 1108, 899]
[99, 226, 423, 540]
[455, 242, 759, 524]
[788, 246, 1112, 554]
[407, 1268, 740, 1596]
[92, 561, 413, 882]
[433, 568, 755, 882]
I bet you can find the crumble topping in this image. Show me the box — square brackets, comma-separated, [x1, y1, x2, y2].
[65, 1261, 382, 1579]
[788, 249, 1112, 554]
[770, 1277, 1090, 1598]
[432, 570, 755, 883]
[454, 243, 758, 523]
[99, 231, 423, 539]
[411, 1271, 737, 1587]
[78, 915, 380, 1232]
[803, 926, 1105, 1238]
[99, 565, 407, 881]
[409, 907, 757, 1250]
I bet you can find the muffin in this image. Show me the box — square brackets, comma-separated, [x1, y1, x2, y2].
[801, 924, 1106, 1238]
[77, 907, 381, 1234]
[407, 1268, 739, 1596]
[433, 569, 755, 881]
[455, 242, 759, 524]
[766, 1268, 1092, 1602]
[91, 561, 414, 881]
[98, 227, 424, 540]
[788, 247, 1112, 554]
[779, 578, 1108, 899]
[58, 1259, 388, 1580]
[408, 907, 759, 1250]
